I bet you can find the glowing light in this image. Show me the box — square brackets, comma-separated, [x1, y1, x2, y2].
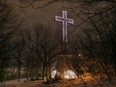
[64, 70, 77, 79]
[79, 53, 81, 57]
[55, 10, 74, 43]
[51, 70, 57, 78]
[64, 75, 69, 79]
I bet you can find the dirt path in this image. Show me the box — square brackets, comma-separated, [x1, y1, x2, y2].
[0, 80, 45, 87]
[1, 78, 116, 87]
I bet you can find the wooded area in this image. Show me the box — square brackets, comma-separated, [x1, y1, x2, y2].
[0, 0, 116, 87]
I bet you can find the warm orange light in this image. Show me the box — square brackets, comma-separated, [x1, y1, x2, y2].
[64, 75, 70, 79]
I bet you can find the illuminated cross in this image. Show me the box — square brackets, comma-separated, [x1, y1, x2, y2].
[55, 10, 74, 43]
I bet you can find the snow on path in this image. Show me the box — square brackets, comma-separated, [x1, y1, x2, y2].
[0, 79, 44, 87]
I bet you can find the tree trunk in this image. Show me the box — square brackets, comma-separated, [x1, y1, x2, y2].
[45, 65, 50, 79]
[48, 64, 51, 79]
[26, 66, 29, 81]
[18, 62, 21, 82]
[98, 57, 111, 83]
[0, 68, 4, 82]
[42, 64, 46, 80]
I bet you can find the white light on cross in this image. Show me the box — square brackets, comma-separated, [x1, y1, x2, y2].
[55, 10, 74, 43]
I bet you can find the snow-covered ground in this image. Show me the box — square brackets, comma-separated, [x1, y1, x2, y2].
[0, 77, 116, 87]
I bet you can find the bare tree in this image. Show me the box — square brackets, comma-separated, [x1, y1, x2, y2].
[0, 0, 22, 82]
[71, 9, 116, 83]
[25, 24, 64, 79]
[11, 36, 25, 82]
